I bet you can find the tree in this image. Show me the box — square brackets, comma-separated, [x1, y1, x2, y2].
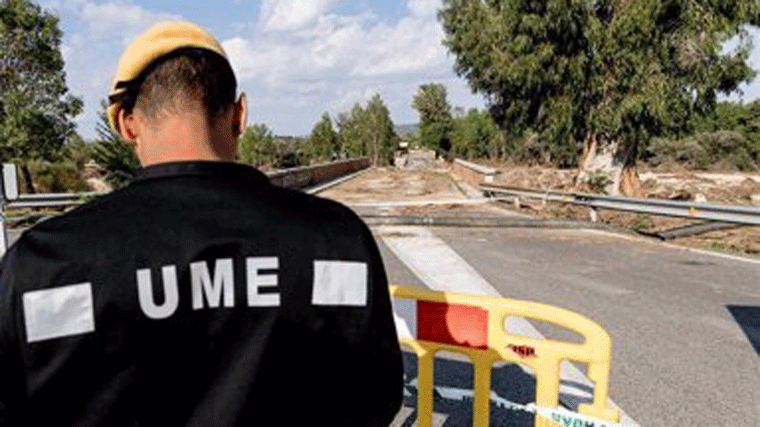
[238, 123, 276, 166]
[364, 94, 399, 166]
[691, 100, 760, 148]
[451, 108, 502, 159]
[307, 112, 339, 162]
[337, 103, 368, 159]
[412, 83, 453, 156]
[439, 0, 759, 194]
[90, 101, 140, 189]
[64, 132, 91, 170]
[335, 96, 398, 165]
[0, 0, 82, 192]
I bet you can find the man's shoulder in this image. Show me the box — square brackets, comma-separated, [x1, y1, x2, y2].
[20, 187, 132, 234]
[260, 185, 372, 240]
[268, 185, 360, 221]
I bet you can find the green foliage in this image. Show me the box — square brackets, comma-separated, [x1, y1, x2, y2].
[336, 95, 398, 165]
[439, 0, 759, 166]
[586, 169, 613, 193]
[239, 123, 276, 166]
[450, 108, 503, 159]
[412, 83, 453, 156]
[239, 126, 309, 169]
[64, 132, 91, 170]
[271, 136, 306, 168]
[0, 0, 82, 164]
[90, 101, 140, 189]
[307, 112, 339, 162]
[645, 131, 759, 171]
[689, 100, 760, 148]
[29, 160, 89, 193]
[364, 94, 399, 165]
[630, 214, 655, 231]
[337, 104, 367, 159]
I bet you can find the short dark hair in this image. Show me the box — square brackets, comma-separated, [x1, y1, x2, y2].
[125, 48, 237, 124]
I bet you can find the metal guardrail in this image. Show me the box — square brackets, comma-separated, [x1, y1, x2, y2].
[481, 183, 760, 226]
[6, 192, 103, 209]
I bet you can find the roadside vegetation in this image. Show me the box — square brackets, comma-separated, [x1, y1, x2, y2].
[238, 94, 399, 170]
[3, 0, 760, 199]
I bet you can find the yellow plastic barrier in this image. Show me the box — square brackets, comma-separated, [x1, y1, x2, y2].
[390, 285, 620, 427]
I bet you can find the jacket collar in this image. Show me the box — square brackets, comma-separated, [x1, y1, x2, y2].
[131, 161, 271, 187]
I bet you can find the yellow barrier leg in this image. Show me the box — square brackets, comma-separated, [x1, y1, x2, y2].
[472, 357, 492, 427]
[534, 359, 562, 427]
[535, 359, 561, 408]
[417, 350, 435, 427]
[579, 362, 620, 422]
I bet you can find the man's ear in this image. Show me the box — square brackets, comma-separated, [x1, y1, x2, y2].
[233, 93, 247, 138]
[117, 109, 140, 147]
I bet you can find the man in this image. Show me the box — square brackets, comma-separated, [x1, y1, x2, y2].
[0, 22, 402, 426]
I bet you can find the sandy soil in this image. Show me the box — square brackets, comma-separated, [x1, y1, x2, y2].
[319, 167, 463, 203]
[320, 152, 511, 218]
[325, 152, 760, 257]
[490, 164, 760, 256]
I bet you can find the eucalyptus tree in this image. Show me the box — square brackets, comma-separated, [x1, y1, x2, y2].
[0, 0, 82, 191]
[451, 108, 502, 159]
[308, 112, 339, 162]
[439, 0, 759, 194]
[337, 103, 368, 158]
[412, 83, 454, 156]
[238, 123, 276, 167]
[364, 94, 398, 166]
[337, 95, 398, 165]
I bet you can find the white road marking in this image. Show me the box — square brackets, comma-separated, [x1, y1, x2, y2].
[582, 228, 760, 265]
[379, 226, 641, 427]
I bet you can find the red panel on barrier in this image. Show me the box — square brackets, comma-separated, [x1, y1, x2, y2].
[417, 301, 488, 349]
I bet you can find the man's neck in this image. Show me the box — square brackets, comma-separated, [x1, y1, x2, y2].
[138, 113, 234, 166]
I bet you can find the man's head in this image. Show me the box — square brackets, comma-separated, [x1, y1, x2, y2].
[108, 22, 246, 165]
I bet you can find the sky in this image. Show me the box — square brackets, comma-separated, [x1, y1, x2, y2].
[39, 0, 760, 139]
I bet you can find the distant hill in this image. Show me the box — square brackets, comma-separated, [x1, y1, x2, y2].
[395, 124, 419, 134]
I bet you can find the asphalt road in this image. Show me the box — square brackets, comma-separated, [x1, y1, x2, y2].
[374, 225, 760, 427]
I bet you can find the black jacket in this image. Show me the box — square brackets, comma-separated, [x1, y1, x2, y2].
[0, 161, 402, 426]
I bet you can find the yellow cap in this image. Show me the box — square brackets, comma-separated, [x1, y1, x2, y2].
[107, 21, 229, 134]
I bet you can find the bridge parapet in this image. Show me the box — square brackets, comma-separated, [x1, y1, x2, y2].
[266, 158, 370, 189]
[452, 158, 499, 187]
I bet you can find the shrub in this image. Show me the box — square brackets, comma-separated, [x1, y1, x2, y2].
[30, 161, 90, 193]
[586, 169, 612, 194]
[643, 131, 759, 171]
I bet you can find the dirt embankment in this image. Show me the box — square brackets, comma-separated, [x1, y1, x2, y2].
[491, 165, 760, 256]
[322, 150, 760, 257]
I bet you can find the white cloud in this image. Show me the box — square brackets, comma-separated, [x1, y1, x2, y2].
[351, 13, 446, 76]
[225, 0, 448, 85]
[54, 0, 486, 138]
[219, 0, 485, 134]
[408, 0, 440, 17]
[51, 0, 184, 137]
[259, 0, 337, 32]
[81, 1, 180, 41]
